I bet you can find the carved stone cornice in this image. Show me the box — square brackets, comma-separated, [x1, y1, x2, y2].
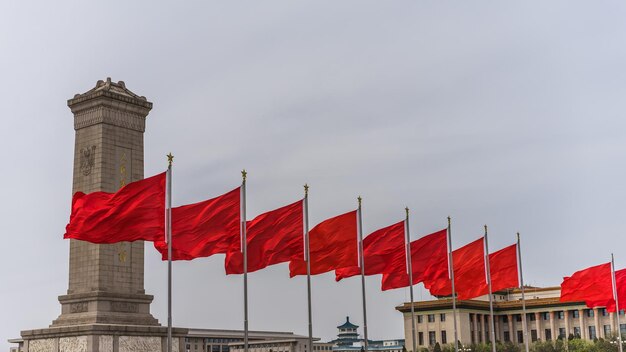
[68, 78, 152, 132]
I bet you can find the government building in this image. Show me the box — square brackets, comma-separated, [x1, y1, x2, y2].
[396, 286, 625, 350]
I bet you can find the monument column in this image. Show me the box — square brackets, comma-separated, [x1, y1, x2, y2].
[21, 79, 187, 352]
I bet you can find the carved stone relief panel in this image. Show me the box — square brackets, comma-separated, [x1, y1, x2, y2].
[59, 336, 87, 352]
[79, 146, 96, 176]
[119, 336, 161, 352]
[99, 336, 113, 352]
[29, 339, 56, 352]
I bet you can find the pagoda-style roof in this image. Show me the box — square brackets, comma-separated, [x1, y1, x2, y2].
[337, 317, 359, 330]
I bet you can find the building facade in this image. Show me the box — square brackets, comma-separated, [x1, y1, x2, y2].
[182, 329, 314, 352]
[397, 287, 626, 351]
[324, 317, 405, 352]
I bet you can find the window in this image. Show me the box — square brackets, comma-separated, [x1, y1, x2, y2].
[441, 331, 447, 344]
[542, 312, 550, 320]
[557, 311, 565, 319]
[428, 331, 436, 346]
[503, 315, 509, 323]
[517, 331, 524, 343]
[418, 315, 423, 323]
[574, 327, 581, 338]
[589, 326, 597, 340]
[516, 314, 522, 322]
[621, 324, 626, 335]
[573, 310, 580, 318]
[531, 330, 538, 342]
[418, 332, 424, 346]
[559, 328, 566, 339]
[428, 314, 435, 323]
[545, 329, 552, 340]
[604, 325, 611, 337]
[440, 313, 446, 322]
[504, 331, 510, 342]
[587, 309, 594, 318]
[529, 314, 536, 321]
[602, 308, 608, 316]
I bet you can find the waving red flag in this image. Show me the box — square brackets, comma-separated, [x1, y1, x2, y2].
[289, 210, 358, 277]
[560, 263, 612, 306]
[381, 229, 447, 290]
[154, 187, 240, 260]
[335, 221, 405, 281]
[427, 238, 487, 300]
[64, 172, 166, 244]
[585, 268, 626, 312]
[225, 200, 304, 274]
[489, 244, 519, 292]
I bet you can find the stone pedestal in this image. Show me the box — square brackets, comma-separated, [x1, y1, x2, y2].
[21, 78, 187, 352]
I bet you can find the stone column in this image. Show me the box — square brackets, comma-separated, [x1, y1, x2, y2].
[610, 312, 616, 337]
[534, 312, 542, 341]
[579, 309, 586, 339]
[595, 308, 601, 338]
[550, 311, 556, 340]
[564, 309, 570, 337]
[480, 315, 486, 343]
[508, 314, 514, 343]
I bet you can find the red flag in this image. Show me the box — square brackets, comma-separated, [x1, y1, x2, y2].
[154, 187, 240, 260]
[426, 240, 519, 300]
[584, 268, 626, 312]
[489, 244, 519, 293]
[427, 238, 486, 300]
[225, 200, 304, 274]
[289, 210, 358, 277]
[381, 229, 448, 291]
[334, 221, 405, 281]
[560, 263, 612, 307]
[64, 172, 166, 244]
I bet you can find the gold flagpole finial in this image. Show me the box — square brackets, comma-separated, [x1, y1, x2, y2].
[357, 196, 362, 207]
[167, 153, 174, 166]
[484, 224, 488, 234]
[304, 183, 309, 196]
[241, 169, 247, 182]
[447, 216, 451, 226]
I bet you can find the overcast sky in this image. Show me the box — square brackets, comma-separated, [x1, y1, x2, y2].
[2, 1, 626, 351]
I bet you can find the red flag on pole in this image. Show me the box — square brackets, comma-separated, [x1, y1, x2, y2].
[425, 240, 519, 300]
[334, 221, 405, 281]
[584, 268, 626, 312]
[64, 172, 166, 244]
[154, 187, 241, 260]
[225, 200, 304, 274]
[560, 263, 612, 306]
[426, 238, 486, 300]
[381, 229, 448, 290]
[289, 210, 358, 277]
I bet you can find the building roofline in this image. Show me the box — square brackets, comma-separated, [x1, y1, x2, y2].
[396, 296, 587, 313]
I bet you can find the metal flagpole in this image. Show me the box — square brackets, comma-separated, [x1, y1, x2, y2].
[448, 217, 459, 352]
[241, 170, 249, 352]
[405, 208, 417, 352]
[166, 153, 173, 352]
[483, 225, 496, 352]
[611, 253, 623, 352]
[357, 196, 369, 352]
[517, 233, 530, 352]
[304, 184, 313, 352]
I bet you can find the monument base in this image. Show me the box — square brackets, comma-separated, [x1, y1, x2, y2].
[21, 325, 188, 352]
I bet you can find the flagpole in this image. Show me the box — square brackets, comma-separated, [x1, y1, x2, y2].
[358, 196, 369, 352]
[241, 170, 249, 352]
[166, 153, 173, 352]
[405, 208, 417, 352]
[483, 225, 496, 352]
[611, 253, 623, 352]
[517, 233, 530, 352]
[304, 184, 313, 352]
[448, 216, 459, 352]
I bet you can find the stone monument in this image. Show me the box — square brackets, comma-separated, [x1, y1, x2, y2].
[20, 78, 187, 352]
